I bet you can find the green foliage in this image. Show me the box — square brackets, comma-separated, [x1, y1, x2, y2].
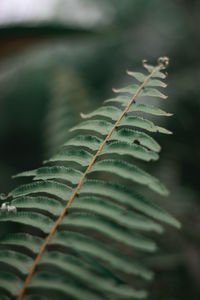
[44, 68, 90, 158]
[0, 58, 180, 299]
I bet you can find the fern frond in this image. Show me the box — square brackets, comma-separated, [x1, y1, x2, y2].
[0, 57, 181, 300]
[44, 68, 90, 157]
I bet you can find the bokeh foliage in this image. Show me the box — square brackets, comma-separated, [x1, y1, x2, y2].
[0, 0, 200, 299]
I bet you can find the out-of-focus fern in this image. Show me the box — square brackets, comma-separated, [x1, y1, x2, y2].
[44, 68, 90, 158]
[0, 57, 180, 300]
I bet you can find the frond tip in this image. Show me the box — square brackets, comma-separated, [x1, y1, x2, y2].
[157, 56, 170, 69]
[0, 57, 181, 300]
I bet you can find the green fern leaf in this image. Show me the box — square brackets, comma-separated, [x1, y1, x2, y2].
[0, 250, 33, 275]
[9, 180, 73, 200]
[113, 85, 168, 99]
[0, 212, 53, 233]
[0, 233, 43, 254]
[127, 103, 172, 116]
[110, 128, 161, 152]
[104, 95, 131, 105]
[80, 106, 121, 121]
[80, 179, 180, 228]
[127, 71, 167, 87]
[71, 196, 163, 233]
[119, 116, 173, 134]
[101, 141, 159, 161]
[13, 167, 83, 185]
[89, 160, 168, 195]
[0, 57, 181, 300]
[50, 231, 153, 279]
[45, 149, 93, 166]
[64, 135, 103, 151]
[70, 119, 113, 136]
[12, 196, 64, 216]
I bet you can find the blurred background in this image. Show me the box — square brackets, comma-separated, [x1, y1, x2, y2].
[0, 0, 200, 299]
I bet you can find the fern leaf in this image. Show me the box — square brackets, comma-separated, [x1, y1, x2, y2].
[80, 106, 121, 121]
[120, 116, 173, 134]
[127, 103, 172, 116]
[80, 179, 180, 228]
[0, 57, 181, 300]
[71, 196, 163, 233]
[113, 85, 168, 99]
[64, 135, 103, 151]
[39, 252, 147, 298]
[50, 231, 153, 280]
[0, 250, 33, 275]
[0, 212, 53, 233]
[89, 160, 168, 196]
[28, 272, 105, 300]
[61, 213, 157, 252]
[104, 95, 131, 105]
[12, 196, 64, 216]
[70, 119, 113, 136]
[45, 149, 93, 166]
[9, 180, 73, 200]
[110, 128, 161, 152]
[0, 233, 42, 254]
[101, 141, 159, 161]
[0, 272, 22, 297]
[127, 71, 167, 87]
[13, 167, 83, 185]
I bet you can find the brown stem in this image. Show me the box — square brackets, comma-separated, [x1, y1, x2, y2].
[17, 59, 165, 300]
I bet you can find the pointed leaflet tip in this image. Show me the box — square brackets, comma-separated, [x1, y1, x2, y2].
[80, 112, 87, 119]
[157, 126, 173, 135]
[160, 82, 167, 88]
[112, 88, 120, 93]
[126, 70, 133, 76]
[126, 71, 143, 79]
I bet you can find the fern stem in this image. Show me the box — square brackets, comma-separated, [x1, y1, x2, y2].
[17, 58, 168, 300]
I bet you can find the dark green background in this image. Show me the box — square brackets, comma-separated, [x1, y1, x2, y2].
[0, 1, 200, 299]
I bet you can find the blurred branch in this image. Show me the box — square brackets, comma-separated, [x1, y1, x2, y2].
[0, 23, 97, 59]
